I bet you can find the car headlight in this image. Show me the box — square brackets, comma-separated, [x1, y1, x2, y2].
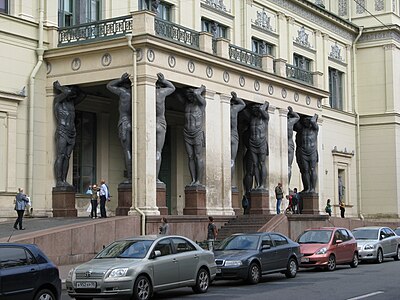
[108, 268, 129, 278]
[315, 247, 327, 255]
[224, 260, 243, 267]
[67, 268, 74, 281]
[364, 244, 374, 250]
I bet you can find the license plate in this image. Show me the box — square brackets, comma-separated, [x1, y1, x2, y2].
[76, 281, 96, 288]
[301, 257, 309, 263]
[216, 268, 221, 274]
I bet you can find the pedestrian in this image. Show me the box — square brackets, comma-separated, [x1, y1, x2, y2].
[275, 182, 284, 214]
[339, 201, 345, 218]
[159, 217, 170, 235]
[242, 195, 249, 215]
[292, 188, 300, 214]
[207, 216, 218, 251]
[99, 179, 111, 218]
[90, 184, 99, 219]
[325, 199, 332, 217]
[13, 188, 29, 230]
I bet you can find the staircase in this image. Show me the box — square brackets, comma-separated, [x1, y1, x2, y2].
[217, 214, 275, 242]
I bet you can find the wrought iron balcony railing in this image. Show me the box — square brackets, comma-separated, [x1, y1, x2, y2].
[58, 15, 132, 46]
[286, 64, 313, 85]
[154, 18, 200, 49]
[229, 45, 262, 69]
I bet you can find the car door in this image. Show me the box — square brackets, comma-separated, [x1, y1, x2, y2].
[151, 238, 179, 288]
[270, 233, 290, 270]
[259, 234, 278, 272]
[378, 228, 391, 255]
[338, 229, 354, 262]
[171, 237, 199, 283]
[0, 246, 38, 300]
[382, 228, 396, 255]
[333, 230, 347, 263]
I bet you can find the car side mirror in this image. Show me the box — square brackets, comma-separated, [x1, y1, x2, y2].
[261, 245, 271, 251]
[335, 239, 343, 244]
[150, 250, 162, 259]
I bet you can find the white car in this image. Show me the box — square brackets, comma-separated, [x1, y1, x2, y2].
[352, 227, 400, 263]
[66, 235, 216, 300]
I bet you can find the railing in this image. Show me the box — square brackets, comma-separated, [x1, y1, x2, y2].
[154, 18, 200, 49]
[286, 64, 314, 85]
[58, 15, 132, 46]
[229, 45, 262, 69]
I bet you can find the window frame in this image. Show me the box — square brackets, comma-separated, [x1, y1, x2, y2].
[201, 18, 228, 39]
[328, 67, 344, 110]
[251, 37, 274, 56]
[0, 0, 8, 13]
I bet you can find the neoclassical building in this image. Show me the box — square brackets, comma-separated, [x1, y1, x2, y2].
[1, 0, 399, 219]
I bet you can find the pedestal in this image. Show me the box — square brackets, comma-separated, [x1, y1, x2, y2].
[183, 185, 206, 215]
[52, 186, 77, 217]
[231, 187, 241, 215]
[157, 182, 168, 215]
[249, 189, 270, 215]
[301, 192, 320, 214]
[116, 183, 132, 216]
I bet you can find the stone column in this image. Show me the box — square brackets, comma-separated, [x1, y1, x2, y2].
[277, 12, 288, 61]
[286, 16, 295, 64]
[129, 74, 159, 216]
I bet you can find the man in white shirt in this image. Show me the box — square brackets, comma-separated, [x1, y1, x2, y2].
[99, 179, 110, 218]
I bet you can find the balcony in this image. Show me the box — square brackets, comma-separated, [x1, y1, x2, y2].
[286, 64, 314, 85]
[229, 45, 262, 69]
[154, 18, 199, 49]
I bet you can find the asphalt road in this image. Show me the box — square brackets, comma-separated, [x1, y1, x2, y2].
[62, 259, 400, 300]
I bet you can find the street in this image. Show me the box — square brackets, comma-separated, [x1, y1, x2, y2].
[62, 259, 400, 300]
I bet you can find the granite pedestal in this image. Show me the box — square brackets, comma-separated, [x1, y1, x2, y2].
[183, 185, 206, 215]
[52, 186, 77, 217]
[116, 183, 132, 216]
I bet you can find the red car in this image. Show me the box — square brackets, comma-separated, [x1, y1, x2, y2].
[296, 227, 359, 271]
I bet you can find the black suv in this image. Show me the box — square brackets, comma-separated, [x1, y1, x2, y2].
[0, 243, 61, 300]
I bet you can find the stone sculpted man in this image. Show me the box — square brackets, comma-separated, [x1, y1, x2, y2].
[107, 73, 132, 183]
[53, 81, 86, 187]
[230, 91, 245, 181]
[155, 73, 175, 183]
[287, 106, 300, 185]
[294, 114, 319, 193]
[244, 101, 269, 189]
[177, 85, 207, 186]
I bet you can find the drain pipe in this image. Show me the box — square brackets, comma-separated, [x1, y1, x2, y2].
[28, 0, 45, 203]
[353, 26, 364, 220]
[126, 34, 146, 235]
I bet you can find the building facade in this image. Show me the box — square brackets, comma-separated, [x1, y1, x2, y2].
[0, 0, 399, 219]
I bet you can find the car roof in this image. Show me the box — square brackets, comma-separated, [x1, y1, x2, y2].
[304, 227, 340, 231]
[353, 226, 387, 230]
[230, 232, 284, 236]
[116, 235, 194, 242]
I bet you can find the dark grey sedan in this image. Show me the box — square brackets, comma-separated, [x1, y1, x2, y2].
[214, 232, 301, 284]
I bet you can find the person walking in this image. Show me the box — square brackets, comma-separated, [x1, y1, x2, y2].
[13, 188, 29, 230]
[275, 183, 284, 214]
[207, 216, 218, 251]
[99, 179, 110, 218]
[90, 184, 99, 219]
[325, 199, 332, 217]
[339, 201, 345, 218]
[292, 188, 300, 214]
[159, 217, 170, 235]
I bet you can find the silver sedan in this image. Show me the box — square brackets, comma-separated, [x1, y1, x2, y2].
[66, 235, 216, 300]
[352, 226, 400, 263]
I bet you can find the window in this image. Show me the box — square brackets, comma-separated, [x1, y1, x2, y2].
[0, 0, 8, 13]
[154, 239, 173, 256]
[201, 19, 227, 38]
[0, 247, 30, 269]
[293, 54, 311, 71]
[73, 111, 97, 194]
[270, 234, 288, 246]
[329, 67, 344, 110]
[252, 38, 274, 56]
[172, 238, 196, 253]
[140, 0, 172, 21]
[262, 235, 273, 247]
[58, 0, 101, 27]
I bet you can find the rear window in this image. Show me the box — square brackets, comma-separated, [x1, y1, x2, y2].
[0, 247, 34, 269]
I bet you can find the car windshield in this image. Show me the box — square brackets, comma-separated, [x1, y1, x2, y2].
[216, 235, 260, 250]
[352, 229, 379, 240]
[95, 240, 154, 259]
[297, 230, 332, 244]
[395, 228, 400, 236]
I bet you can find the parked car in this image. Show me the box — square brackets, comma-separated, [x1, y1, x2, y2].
[213, 232, 301, 284]
[395, 227, 400, 236]
[0, 243, 61, 300]
[352, 226, 400, 263]
[66, 235, 216, 300]
[296, 227, 358, 271]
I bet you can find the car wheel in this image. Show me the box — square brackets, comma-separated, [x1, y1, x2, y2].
[192, 268, 210, 294]
[327, 254, 336, 271]
[34, 289, 56, 300]
[132, 275, 152, 300]
[350, 252, 359, 268]
[285, 257, 298, 278]
[376, 248, 383, 264]
[393, 246, 400, 261]
[246, 262, 261, 284]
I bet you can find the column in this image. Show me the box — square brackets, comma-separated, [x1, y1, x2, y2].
[277, 12, 288, 61]
[286, 16, 295, 64]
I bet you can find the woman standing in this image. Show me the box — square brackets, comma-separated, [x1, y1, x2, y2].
[14, 188, 29, 230]
[159, 217, 170, 235]
[90, 184, 99, 219]
[325, 199, 332, 216]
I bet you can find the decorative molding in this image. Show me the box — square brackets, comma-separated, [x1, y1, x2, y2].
[168, 55, 176, 68]
[281, 88, 287, 99]
[329, 42, 343, 61]
[223, 71, 230, 83]
[358, 29, 400, 44]
[188, 60, 195, 73]
[375, 0, 384, 11]
[268, 84, 274, 95]
[239, 75, 245, 87]
[71, 58, 81, 71]
[356, 0, 366, 14]
[294, 92, 299, 102]
[254, 80, 260, 91]
[147, 49, 155, 62]
[0, 90, 26, 102]
[46, 62, 52, 74]
[338, 0, 348, 17]
[206, 66, 213, 78]
[332, 146, 354, 158]
[200, 1, 233, 19]
[295, 26, 312, 48]
[253, 8, 273, 32]
[101, 53, 112, 67]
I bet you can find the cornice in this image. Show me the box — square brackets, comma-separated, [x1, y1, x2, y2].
[357, 26, 400, 44]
